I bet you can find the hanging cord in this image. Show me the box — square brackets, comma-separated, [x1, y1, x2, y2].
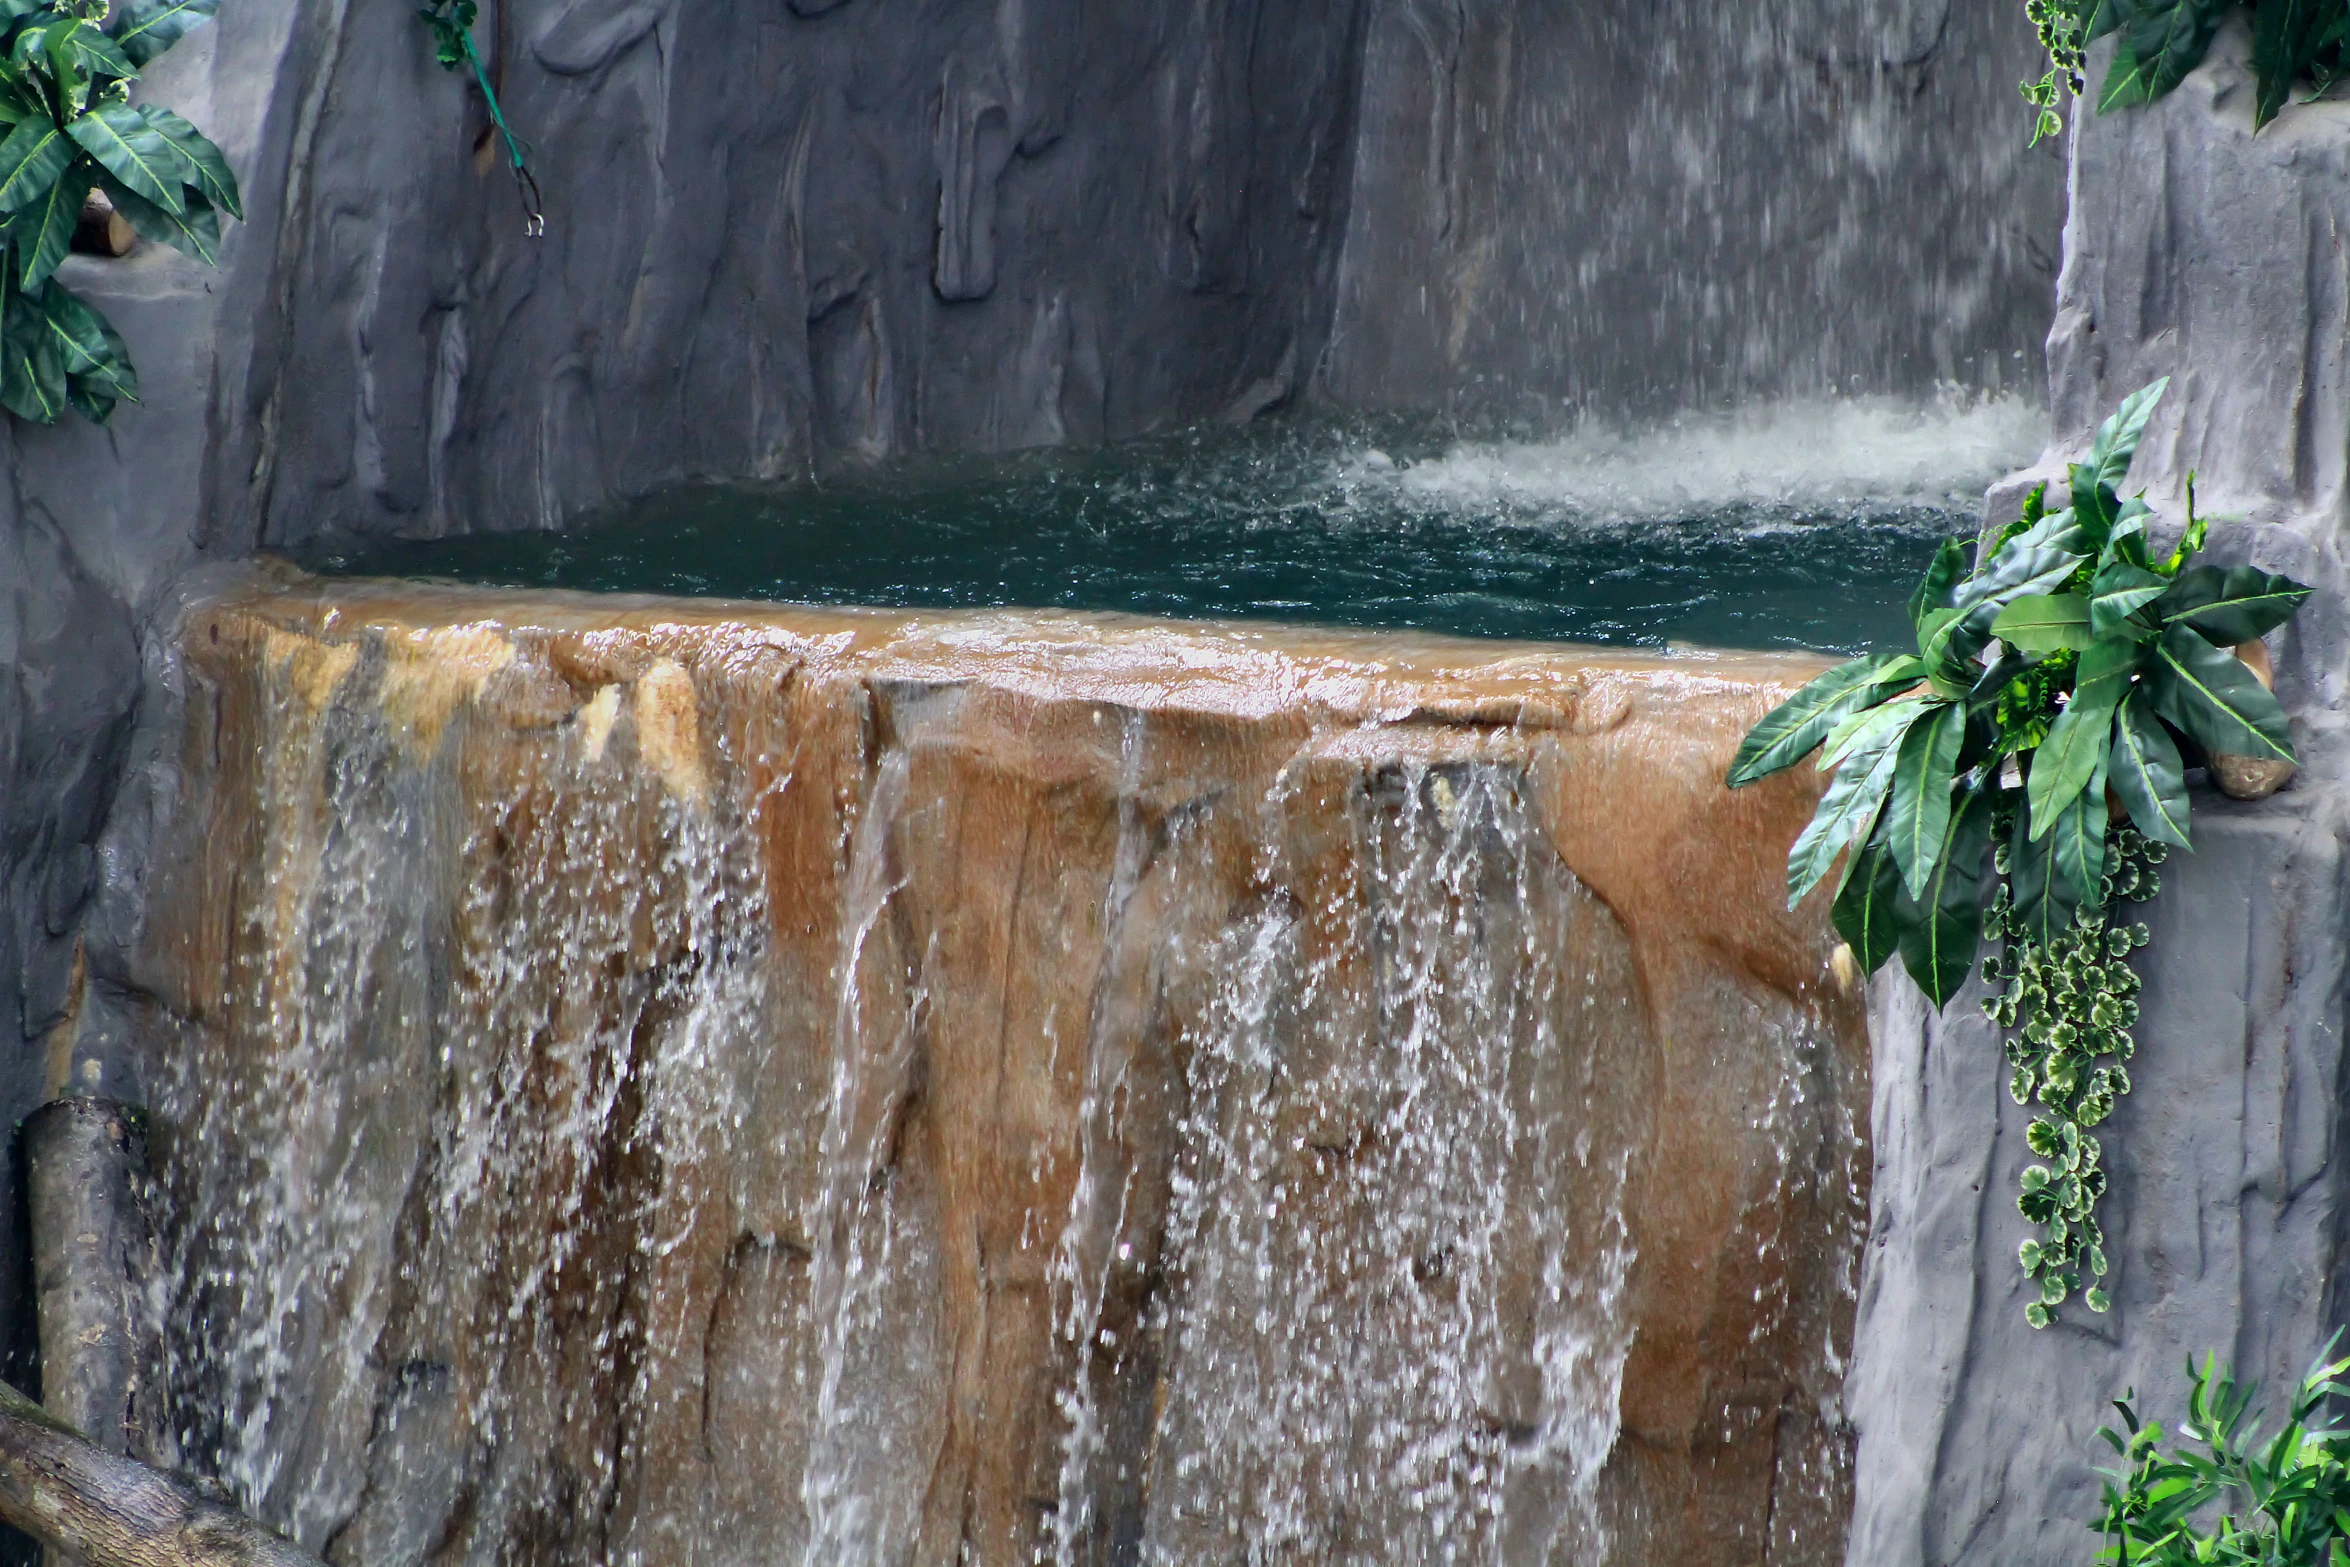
[418, 2, 545, 236]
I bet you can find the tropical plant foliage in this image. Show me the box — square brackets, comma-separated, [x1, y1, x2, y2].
[2094, 1336, 2350, 1565]
[1729, 379, 2312, 1326]
[0, 0, 234, 423]
[2025, 0, 2348, 142]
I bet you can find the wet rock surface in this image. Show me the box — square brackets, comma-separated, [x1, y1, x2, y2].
[98, 573, 1869, 1565]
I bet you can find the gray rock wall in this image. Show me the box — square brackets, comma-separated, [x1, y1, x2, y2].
[1847, 23, 2350, 1562]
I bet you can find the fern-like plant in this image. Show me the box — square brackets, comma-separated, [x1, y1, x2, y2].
[0, 0, 236, 423]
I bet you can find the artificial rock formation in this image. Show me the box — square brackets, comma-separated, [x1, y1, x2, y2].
[1846, 22, 2350, 1564]
[95, 570, 1868, 1566]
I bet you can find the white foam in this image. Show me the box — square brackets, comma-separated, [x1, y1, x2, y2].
[1342, 391, 2046, 522]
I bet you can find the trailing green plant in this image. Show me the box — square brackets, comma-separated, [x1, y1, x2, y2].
[2025, 0, 2348, 142]
[1729, 379, 2312, 1327]
[2092, 1335, 2350, 1564]
[417, 1, 543, 237]
[0, 0, 236, 424]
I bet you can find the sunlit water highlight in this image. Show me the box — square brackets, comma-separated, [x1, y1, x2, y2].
[300, 396, 2041, 654]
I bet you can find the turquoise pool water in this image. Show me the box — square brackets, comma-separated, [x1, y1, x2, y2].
[299, 399, 2041, 654]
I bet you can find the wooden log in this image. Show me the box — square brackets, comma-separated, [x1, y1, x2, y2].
[0, 1381, 321, 1567]
[24, 1100, 165, 1468]
[69, 193, 134, 259]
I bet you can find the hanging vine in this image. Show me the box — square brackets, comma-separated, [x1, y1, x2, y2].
[418, 1, 543, 236]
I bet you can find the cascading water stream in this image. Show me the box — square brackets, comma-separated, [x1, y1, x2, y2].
[125, 584, 1869, 1566]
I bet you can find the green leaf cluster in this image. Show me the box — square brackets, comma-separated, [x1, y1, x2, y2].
[1731, 381, 2314, 1327]
[1730, 379, 2304, 1008]
[2093, 1336, 2350, 1565]
[2025, 0, 2350, 136]
[0, 0, 233, 424]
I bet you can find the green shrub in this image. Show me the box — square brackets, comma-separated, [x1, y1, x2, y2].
[1731, 381, 2312, 1324]
[2095, 1338, 2350, 1565]
[0, 0, 234, 423]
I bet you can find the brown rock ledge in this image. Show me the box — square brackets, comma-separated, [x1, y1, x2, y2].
[129, 576, 1867, 1567]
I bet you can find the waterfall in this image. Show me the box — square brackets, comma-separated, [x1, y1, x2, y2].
[130, 577, 1868, 1566]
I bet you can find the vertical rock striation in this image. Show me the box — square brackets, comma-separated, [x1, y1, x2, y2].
[102, 573, 1868, 1565]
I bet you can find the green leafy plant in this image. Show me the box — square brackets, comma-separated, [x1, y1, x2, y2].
[417, 0, 543, 237]
[2094, 1336, 2350, 1564]
[2026, 0, 2348, 139]
[1730, 379, 2312, 1326]
[0, 0, 235, 423]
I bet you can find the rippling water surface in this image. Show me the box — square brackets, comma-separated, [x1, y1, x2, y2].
[301, 394, 2043, 654]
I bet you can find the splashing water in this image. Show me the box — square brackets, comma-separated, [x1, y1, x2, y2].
[137, 589, 1871, 1567]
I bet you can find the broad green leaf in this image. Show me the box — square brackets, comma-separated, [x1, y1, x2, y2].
[2102, 499, 2154, 572]
[95, 171, 215, 263]
[107, 0, 218, 68]
[0, 114, 70, 215]
[2090, 378, 2170, 495]
[1787, 731, 1905, 910]
[1820, 690, 1928, 772]
[1991, 592, 2091, 656]
[2156, 562, 2313, 644]
[1927, 537, 2088, 676]
[1833, 839, 1905, 976]
[1907, 536, 1969, 626]
[41, 22, 85, 118]
[2108, 689, 2191, 847]
[2089, 559, 2170, 640]
[1897, 782, 1995, 1008]
[2081, 0, 2129, 42]
[2254, 0, 2333, 125]
[1887, 700, 1966, 900]
[139, 104, 237, 219]
[0, 283, 61, 421]
[1728, 652, 1921, 786]
[67, 101, 184, 214]
[2126, 0, 2231, 101]
[10, 161, 82, 287]
[60, 27, 133, 83]
[2053, 785, 2110, 910]
[2071, 461, 2119, 540]
[2099, 31, 2155, 109]
[2009, 792, 2085, 944]
[36, 282, 133, 400]
[2028, 640, 2135, 838]
[64, 369, 114, 423]
[2147, 623, 2296, 763]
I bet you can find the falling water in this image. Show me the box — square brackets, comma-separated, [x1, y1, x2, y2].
[130, 580, 1869, 1566]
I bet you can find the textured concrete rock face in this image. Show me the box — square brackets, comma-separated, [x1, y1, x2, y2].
[1846, 29, 2350, 1564]
[103, 576, 1869, 1565]
[1320, 0, 2068, 419]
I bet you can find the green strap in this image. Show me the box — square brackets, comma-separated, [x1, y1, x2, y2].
[459, 25, 543, 235]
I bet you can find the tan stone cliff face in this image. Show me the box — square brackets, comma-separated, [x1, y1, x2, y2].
[132, 577, 1867, 1566]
